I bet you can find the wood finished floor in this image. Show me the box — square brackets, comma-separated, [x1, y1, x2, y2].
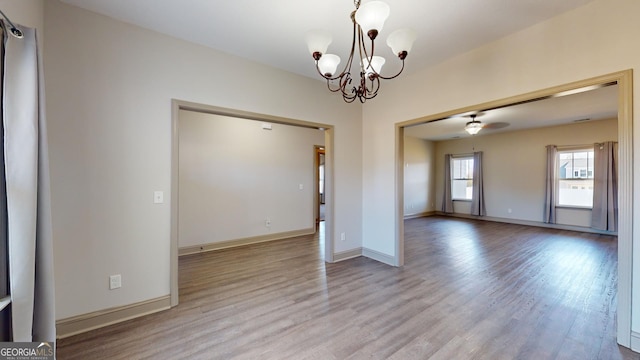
[57, 216, 639, 359]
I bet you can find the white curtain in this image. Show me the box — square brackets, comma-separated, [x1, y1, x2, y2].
[591, 142, 618, 231]
[441, 154, 453, 213]
[543, 145, 557, 224]
[3, 21, 56, 342]
[470, 151, 486, 216]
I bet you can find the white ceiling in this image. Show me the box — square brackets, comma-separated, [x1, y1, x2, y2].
[404, 84, 618, 140]
[59, 0, 596, 80]
[59, 0, 612, 138]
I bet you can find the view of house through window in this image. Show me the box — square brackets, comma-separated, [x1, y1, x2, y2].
[451, 156, 474, 200]
[557, 149, 594, 207]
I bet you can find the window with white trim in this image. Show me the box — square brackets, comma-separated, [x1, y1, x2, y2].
[557, 149, 594, 208]
[451, 156, 474, 200]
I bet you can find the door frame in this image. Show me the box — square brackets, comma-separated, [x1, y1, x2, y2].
[170, 100, 335, 307]
[314, 146, 325, 226]
[395, 70, 633, 347]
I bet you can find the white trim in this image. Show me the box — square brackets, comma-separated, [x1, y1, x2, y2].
[437, 212, 617, 236]
[631, 331, 640, 352]
[362, 247, 396, 266]
[56, 296, 171, 339]
[615, 70, 633, 347]
[179, 228, 316, 256]
[403, 211, 436, 220]
[333, 248, 362, 262]
[0, 296, 10, 312]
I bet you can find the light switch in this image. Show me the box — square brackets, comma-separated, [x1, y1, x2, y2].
[109, 274, 121, 290]
[154, 191, 164, 204]
[299, 184, 304, 190]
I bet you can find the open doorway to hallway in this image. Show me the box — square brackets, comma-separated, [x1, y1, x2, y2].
[170, 100, 336, 307]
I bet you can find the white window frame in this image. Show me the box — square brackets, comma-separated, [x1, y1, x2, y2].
[556, 147, 594, 209]
[451, 155, 474, 201]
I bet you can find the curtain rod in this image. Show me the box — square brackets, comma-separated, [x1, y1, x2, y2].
[0, 9, 23, 39]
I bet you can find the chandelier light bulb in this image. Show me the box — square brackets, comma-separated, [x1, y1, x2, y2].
[305, 30, 333, 60]
[318, 54, 341, 77]
[387, 28, 416, 60]
[355, 1, 390, 39]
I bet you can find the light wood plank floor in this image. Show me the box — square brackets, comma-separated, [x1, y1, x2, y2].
[57, 216, 639, 359]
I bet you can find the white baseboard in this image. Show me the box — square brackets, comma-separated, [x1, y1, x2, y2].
[333, 248, 362, 262]
[56, 295, 171, 339]
[630, 331, 640, 352]
[362, 247, 396, 266]
[333, 247, 397, 266]
[436, 212, 617, 236]
[404, 211, 436, 220]
[179, 228, 316, 256]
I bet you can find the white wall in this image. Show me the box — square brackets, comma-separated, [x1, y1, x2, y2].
[44, 1, 362, 320]
[361, 0, 640, 337]
[434, 119, 617, 227]
[178, 110, 324, 247]
[403, 136, 435, 216]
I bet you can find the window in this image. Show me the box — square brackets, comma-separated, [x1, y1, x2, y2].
[557, 149, 594, 207]
[451, 156, 474, 200]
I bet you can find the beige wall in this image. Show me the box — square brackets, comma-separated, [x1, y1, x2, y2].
[43, 1, 362, 320]
[13, 0, 638, 344]
[0, 0, 43, 33]
[434, 119, 617, 227]
[403, 136, 435, 216]
[178, 110, 325, 247]
[362, 0, 640, 336]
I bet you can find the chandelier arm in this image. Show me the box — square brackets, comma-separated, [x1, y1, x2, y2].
[375, 59, 406, 80]
[341, 18, 359, 77]
[360, 76, 380, 102]
[339, 72, 357, 101]
[329, 14, 359, 82]
[358, 26, 370, 74]
[325, 77, 343, 93]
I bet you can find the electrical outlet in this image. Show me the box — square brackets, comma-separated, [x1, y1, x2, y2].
[340, 232, 346, 241]
[153, 191, 164, 204]
[265, 218, 271, 227]
[109, 274, 122, 290]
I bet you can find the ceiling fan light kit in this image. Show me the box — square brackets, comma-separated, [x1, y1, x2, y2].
[465, 114, 483, 135]
[305, 0, 416, 103]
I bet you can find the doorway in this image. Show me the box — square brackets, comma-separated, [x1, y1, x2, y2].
[395, 70, 633, 347]
[170, 100, 335, 307]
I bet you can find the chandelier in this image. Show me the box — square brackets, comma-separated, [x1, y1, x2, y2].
[305, 0, 416, 103]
